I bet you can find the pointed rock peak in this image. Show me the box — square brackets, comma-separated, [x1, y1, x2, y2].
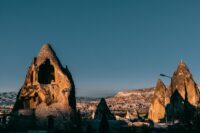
[174, 60, 189, 74]
[154, 79, 167, 98]
[36, 43, 62, 67]
[155, 79, 166, 90]
[178, 60, 187, 67]
[98, 98, 108, 109]
[39, 43, 55, 55]
[95, 98, 115, 120]
[156, 79, 165, 87]
[100, 98, 106, 104]
[42, 43, 51, 49]
[96, 98, 110, 112]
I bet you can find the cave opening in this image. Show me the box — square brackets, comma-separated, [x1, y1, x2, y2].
[47, 115, 54, 129]
[38, 59, 55, 84]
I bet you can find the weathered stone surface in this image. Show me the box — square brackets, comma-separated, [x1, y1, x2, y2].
[148, 79, 169, 123]
[171, 60, 199, 106]
[167, 60, 200, 122]
[94, 98, 115, 120]
[149, 61, 200, 123]
[11, 44, 76, 129]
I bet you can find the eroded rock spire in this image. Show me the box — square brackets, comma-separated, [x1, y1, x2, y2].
[11, 44, 76, 129]
[94, 98, 115, 120]
[148, 79, 169, 123]
[171, 60, 199, 106]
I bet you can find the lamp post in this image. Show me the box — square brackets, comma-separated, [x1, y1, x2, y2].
[160, 74, 174, 125]
[160, 74, 171, 79]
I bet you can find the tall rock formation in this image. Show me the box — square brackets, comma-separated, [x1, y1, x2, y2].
[148, 60, 200, 123]
[171, 60, 199, 106]
[10, 44, 76, 129]
[148, 79, 170, 123]
[94, 98, 115, 120]
[169, 60, 200, 121]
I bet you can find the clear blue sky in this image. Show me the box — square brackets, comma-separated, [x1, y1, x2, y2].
[1, 0, 200, 97]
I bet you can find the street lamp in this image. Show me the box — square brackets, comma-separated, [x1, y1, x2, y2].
[160, 73, 174, 125]
[160, 74, 171, 79]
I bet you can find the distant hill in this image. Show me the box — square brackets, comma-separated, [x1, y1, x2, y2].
[0, 91, 101, 106]
[0, 91, 17, 106]
[106, 87, 154, 115]
[0, 88, 154, 107]
[115, 87, 154, 97]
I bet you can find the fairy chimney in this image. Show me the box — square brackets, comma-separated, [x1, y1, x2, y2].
[94, 98, 115, 120]
[11, 44, 76, 129]
[171, 60, 199, 106]
[148, 79, 170, 123]
[168, 60, 200, 121]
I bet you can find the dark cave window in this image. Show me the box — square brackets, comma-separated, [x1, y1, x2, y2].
[47, 115, 54, 129]
[30, 71, 33, 84]
[38, 59, 55, 84]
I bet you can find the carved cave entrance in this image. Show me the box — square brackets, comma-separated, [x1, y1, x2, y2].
[38, 59, 55, 84]
[47, 115, 54, 129]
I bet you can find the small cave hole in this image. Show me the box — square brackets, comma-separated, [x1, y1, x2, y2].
[38, 59, 55, 84]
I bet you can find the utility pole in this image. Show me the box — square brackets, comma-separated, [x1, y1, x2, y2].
[160, 74, 174, 125]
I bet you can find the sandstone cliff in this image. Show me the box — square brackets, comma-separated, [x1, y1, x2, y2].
[168, 60, 200, 122]
[148, 79, 170, 123]
[148, 60, 200, 123]
[10, 44, 76, 129]
[171, 60, 199, 106]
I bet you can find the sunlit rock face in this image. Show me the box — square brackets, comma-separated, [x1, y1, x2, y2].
[167, 60, 200, 121]
[94, 98, 115, 120]
[148, 79, 169, 123]
[11, 44, 76, 129]
[148, 61, 200, 123]
[171, 60, 199, 106]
